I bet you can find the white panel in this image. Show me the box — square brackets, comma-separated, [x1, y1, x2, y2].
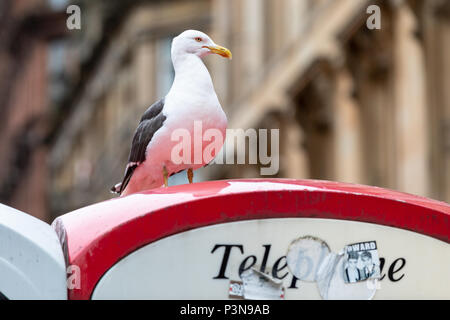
[0, 204, 67, 299]
[93, 218, 450, 300]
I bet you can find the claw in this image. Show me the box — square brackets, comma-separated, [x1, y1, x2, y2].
[163, 166, 169, 187]
[187, 168, 193, 184]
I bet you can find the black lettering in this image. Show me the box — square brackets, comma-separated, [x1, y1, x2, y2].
[379, 257, 386, 280]
[388, 258, 406, 282]
[288, 275, 300, 289]
[260, 245, 271, 273]
[272, 256, 289, 280]
[211, 244, 244, 279]
[239, 255, 257, 276]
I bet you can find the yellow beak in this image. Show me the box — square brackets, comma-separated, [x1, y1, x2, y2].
[204, 45, 232, 59]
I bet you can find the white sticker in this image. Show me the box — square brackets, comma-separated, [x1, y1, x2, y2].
[239, 268, 285, 300]
[319, 254, 378, 300]
[343, 241, 381, 283]
[228, 280, 244, 299]
[286, 236, 380, 300]
[286, 236, 331, 282]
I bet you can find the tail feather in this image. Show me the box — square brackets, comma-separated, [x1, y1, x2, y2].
[110, 163, 138, 196]
[110, 183, 122, 194]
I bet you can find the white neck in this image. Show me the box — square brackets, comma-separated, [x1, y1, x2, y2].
[170, 53, 215, 96]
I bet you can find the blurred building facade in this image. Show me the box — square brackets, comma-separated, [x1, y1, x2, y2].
[0, 0, 449, 220]
[0, 0, 67, 221]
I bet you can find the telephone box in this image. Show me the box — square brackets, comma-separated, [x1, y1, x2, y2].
[0, 204, 67, 300]
[50, 179, 449, 300]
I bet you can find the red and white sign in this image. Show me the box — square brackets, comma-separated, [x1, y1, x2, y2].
[52, 179, 450, 300]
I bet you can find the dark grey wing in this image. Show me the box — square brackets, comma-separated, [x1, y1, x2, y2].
[111, 98, 167, 195]
[140, 97, 165, 121]
[127, 112, 166, 165]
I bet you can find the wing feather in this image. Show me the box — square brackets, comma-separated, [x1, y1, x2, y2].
[111, 98, 167, 194]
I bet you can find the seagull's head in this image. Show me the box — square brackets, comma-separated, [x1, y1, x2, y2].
[172, 30, 232, 60]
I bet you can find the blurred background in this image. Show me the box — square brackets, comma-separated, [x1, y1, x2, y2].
[0, 0, 449, 222]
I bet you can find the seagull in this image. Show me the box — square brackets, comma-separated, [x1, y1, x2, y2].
[111, 30, 231, 196]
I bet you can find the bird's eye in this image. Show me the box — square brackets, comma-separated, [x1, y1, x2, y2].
[195, 37, 202, 42]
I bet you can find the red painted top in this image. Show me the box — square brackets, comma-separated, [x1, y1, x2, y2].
[52, 179, 450, 300]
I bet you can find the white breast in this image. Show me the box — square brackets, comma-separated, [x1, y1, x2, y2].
[141, 53, 227, 184]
